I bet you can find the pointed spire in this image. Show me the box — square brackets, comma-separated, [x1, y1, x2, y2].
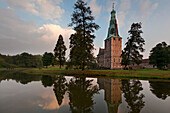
[112, 2, 115, 9]
[106, 4, 120, 39]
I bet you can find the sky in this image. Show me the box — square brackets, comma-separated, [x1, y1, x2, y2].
[0, 0, 169, 59]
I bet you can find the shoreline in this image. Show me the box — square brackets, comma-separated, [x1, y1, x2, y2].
[23, 68, 170, 80]
[0, 68, 170, 80]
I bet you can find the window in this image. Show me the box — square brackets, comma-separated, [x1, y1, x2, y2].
[114, 58, 115, 62]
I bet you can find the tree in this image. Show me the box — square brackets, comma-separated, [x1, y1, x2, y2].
[67, 77, 99, 113]
[41, 75, 53, 87]
[149, 81, 170, 100]
[149, 42, 169, 70]
[19, 52, 33, 67]
[69, 0, 100, 70]
[0, 53, 43, 68]
[42, 52, 53, 68]
[121, 80, 145, 113]
[53, 75, 67, 106]
[34, 55, 43, 69]
[54, 35, 67, 69]
[121, 23, 145, 68]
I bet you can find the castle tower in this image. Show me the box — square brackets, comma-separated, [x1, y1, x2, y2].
[97, 78, 122, 113]
[104, 5, 122, 69]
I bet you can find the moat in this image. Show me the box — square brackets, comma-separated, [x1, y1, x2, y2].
[0, 72, 170, 113]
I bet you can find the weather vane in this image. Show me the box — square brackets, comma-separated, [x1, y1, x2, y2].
[112, 2, 115, 9]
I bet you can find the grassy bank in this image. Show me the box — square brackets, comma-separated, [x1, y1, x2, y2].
[0, 67, 170, 80]
[17, 68, 170, 80]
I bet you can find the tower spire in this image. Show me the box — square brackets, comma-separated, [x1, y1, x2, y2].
[106, 3, 120, 39]
[112, 2, 115, 9]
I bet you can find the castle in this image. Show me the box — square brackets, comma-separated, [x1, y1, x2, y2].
[97, 6, 122, 69]
[97, 78, 122, 113]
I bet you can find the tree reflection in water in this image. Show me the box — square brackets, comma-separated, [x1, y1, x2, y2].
[0, 71, 42, 84]
[41, 75, 53, 87]
[67, 77, 99, 113]
[121, 80, 145, 113]
[149, 81, 170, 100]
[53, 75, 67, 106]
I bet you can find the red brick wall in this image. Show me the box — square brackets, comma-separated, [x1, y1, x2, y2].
[104, 38, 111, 68]
[104, 37, 122, 69]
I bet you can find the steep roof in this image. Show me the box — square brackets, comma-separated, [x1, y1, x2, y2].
[106, 9, 121, 40]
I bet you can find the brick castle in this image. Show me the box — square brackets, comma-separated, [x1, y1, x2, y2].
[97, 6, 122, 69]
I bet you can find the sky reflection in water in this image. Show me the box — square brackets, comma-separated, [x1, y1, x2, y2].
[0, 73, 170, 113]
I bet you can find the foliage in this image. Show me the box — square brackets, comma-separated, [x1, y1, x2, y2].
[149, 42, 169, 70]
[0, 53, 42, 68]
[54, 34, 67, 69]
[0, 56, 17, 68]
[41, 75, 53, 87]
[121, 22, 145, 68]
[42, 52, 54, 68]
[149, 81, 170, 100]
[0, 71, 42, 84]
[86, 57, 98, 69]
[67, 77, 99, 113]
[121, 79, 145, 113]
[69, 0, 100, 70]
[53, 75, 67, 105]
[35, 55, 43, 69]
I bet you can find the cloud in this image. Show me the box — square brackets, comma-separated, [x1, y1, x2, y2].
[92, 46, 99, 57]
[89, 0, 102, 17]
[117, 0, 131, 28]
[106, 0, 118, 12]
[0, 8, 41, 40]
[117, 11, 128, 28]
[139, 0, 158, 19]
[33, 90, 69, 110]
[39, 24, 75, 57]
[1, 0, 64, 20]
[119, 0, 131, 11]
[0, 8, 74, 56]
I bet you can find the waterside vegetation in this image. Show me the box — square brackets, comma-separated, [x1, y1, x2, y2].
[1, 67, 169, 80]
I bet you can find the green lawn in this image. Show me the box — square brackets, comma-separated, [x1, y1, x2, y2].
[0, 67, 170, 80]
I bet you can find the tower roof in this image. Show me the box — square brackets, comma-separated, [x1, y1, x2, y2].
[106, 8, 121, 40]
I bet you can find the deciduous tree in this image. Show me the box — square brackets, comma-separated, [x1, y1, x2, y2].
[149, 42, 169, 70]
[42, 52, 53, 68]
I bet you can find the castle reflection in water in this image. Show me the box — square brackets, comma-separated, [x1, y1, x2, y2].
[97, 78, 122, 113]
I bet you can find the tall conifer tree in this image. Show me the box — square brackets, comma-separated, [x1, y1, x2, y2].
[54, 35, 67, 69]
[69, 0, 100, 70]
[121, 22, 145, 68]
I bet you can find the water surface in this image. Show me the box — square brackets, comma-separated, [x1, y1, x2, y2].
[0, 72, 170, 113]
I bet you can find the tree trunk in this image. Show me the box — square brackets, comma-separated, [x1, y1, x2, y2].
[82, 65, 84, 71]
